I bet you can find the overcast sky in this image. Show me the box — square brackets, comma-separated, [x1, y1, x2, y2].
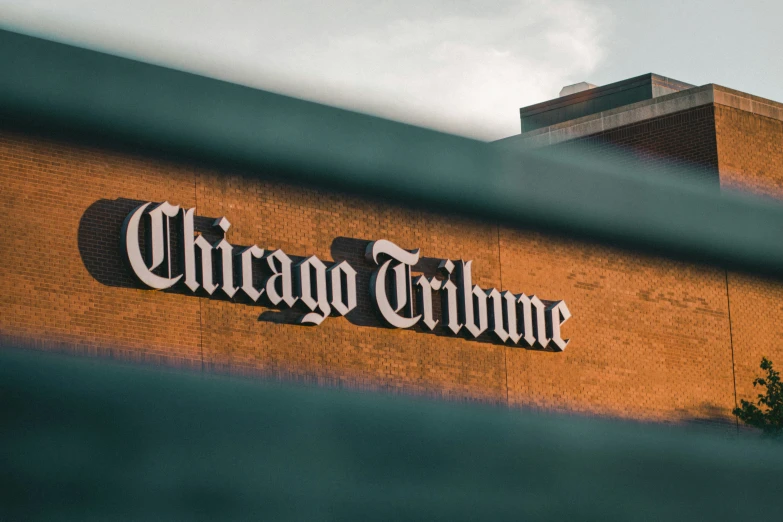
[1, 1, 781, 140]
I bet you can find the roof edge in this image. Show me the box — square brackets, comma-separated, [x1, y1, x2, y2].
[500, 83, 783, 150]
[497, 85, 714, 149]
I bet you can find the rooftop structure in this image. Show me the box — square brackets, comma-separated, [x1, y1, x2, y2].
[519, 73, 694, 133]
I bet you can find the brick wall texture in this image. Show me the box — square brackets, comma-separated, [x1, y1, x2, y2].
[550, 105, 720, 185]
[1, 99, 781, 427]
[715, 104, 783, 417]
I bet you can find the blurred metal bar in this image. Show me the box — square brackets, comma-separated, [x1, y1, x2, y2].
[1, 348, 781, 521]
[1, 28, 783, 277]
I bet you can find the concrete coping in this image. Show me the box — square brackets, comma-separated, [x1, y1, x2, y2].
[519, 73, 693, 118]
[495, 84, 783, 149]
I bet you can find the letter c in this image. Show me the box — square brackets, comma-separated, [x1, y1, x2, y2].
[121, 202, 182, 290]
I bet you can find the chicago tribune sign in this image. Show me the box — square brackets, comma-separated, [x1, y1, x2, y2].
[122, 201, 572, 351]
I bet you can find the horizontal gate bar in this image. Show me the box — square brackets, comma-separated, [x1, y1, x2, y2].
[1, 27, 783, 277]
[1, 347, 782, 521]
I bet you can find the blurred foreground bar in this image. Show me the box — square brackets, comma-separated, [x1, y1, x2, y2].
[3, 27, 783, 278]
[1, 348, 782, 521]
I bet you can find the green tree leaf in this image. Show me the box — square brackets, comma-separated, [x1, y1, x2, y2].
[733, 357, 783, 438]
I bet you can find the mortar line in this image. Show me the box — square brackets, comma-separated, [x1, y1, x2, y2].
[195, 175, 204, 376]
[497, 224, 509, 406]
[713, 109, 737, 434]
[725, 269, 739, 435]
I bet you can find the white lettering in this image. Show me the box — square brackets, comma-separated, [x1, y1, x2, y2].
[120, 203, 570, 348]
[366, 240, 421, 329]
[121, 201, 182, 290]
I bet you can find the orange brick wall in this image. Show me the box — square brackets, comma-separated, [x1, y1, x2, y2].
[500, 229, 733, 422]
[2, 112, 775, 427]
[552, 105, 720, 185]
[715, 104, 783, 412]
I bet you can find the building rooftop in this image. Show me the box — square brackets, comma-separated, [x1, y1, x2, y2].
[519, 73, 694, 133]
[497, 80, 783, 150]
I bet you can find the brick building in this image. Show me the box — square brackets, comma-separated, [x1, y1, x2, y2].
[496, 74, 783, 425]
[2, 32, 783, 428]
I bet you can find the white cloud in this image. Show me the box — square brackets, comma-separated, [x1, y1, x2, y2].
[0, 0, 612, 140]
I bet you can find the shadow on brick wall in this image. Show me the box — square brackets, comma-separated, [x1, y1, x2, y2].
[78, 199, 552, 350]
[78, 198, 147, 289]
[681, 402, 735, 427]
[79, 198, 231, 295]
